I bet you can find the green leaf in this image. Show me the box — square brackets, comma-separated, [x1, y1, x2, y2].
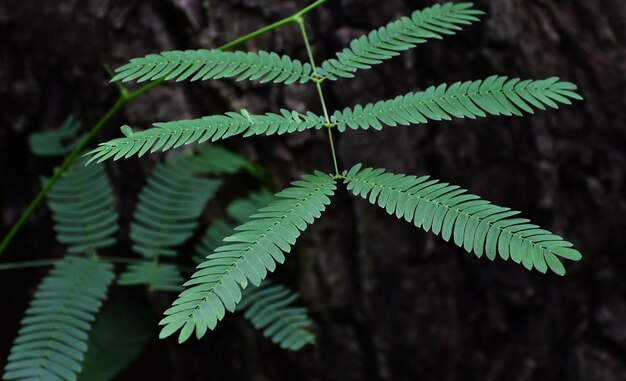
[4, 257, 115, 381]
[45, 158, 119, 254]
[129, 149, 227, 258]
[84, 110, 325, 165]
[118, 262, 184, 292]
[238, 281, 315, 351]
[159, 172, 336, 343]
[111, 49, 313, 85]
[331, 76, 582, 132]
[317, 2, 484, 81]
[344, 165, 581, 275]
[29, 115, 82, 157]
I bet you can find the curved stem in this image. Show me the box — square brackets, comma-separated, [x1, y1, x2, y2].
[295, 17, 341, 177]
[0, 0, 327, 257]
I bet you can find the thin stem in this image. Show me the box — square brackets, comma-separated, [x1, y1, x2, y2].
[0, 0, 328, 257]
[217, 0, 326, 52]
[0, 258, 60, 271]
[0, 255, 148, 271]
[295, 17, 341, 177]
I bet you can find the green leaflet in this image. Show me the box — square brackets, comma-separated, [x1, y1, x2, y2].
[238, 281, 315, 351]
[3, 257, 115, 381]
[77, 295, 153, 381]
[84, 109, 325, 165]
[29, 115, 81, 157]
[45, 158, 119, 254]
[159, 171, 336, 343]
[111, 49, 313, 85]
[343, 164, 582, 275]
[331, 76, 583, 132]
[317, 2, 484, 81]
[118, 262, 184, 292]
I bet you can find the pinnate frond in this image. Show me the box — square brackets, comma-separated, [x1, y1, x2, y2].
[3, 257, 114, 381]
[85, 109, 324, 164]
[344, 164, 582, 275]
[118, 262, 184, 292]
[159, 172, 336, 343]
[111, 49, 312, 85]
[317, 3, 484, 81]
[29, 115, 81, 157]
[331, 76, 582, 131]
[130, 151, 224, 258]
[238, 281, 315, 351]
[46, 158, 118, 254]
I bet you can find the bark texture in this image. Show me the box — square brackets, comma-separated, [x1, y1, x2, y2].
[1, 0, 626, 380]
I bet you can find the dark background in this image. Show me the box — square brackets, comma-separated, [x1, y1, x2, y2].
[1, 0, 626, 380]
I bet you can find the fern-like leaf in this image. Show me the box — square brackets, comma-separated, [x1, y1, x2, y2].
[331, 76, 582, 131]
[118, 262, 184, 292]
[129, 151, 223, 258]
[111, 50, 312, 85]
[238, 281, 315, 351]
[343, 164, 582, 275]
[45, 158, 118, 254]
[159, 172, 336, 343]
[84, 109, 325, 164]
[77, 295, 153, 381]
[29, 115, 81, 157]
[3, 257, 115, 381]
[317, 3, 484, 81]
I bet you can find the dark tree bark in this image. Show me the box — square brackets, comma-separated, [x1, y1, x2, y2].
[1, 1, 625, 380]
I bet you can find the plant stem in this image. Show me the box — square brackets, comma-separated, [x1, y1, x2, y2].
[0, 258, 60, 271]
[0, 0, 327, 257]
[0, 255, 148, 271]
[295, 17, 341, 177]
[0, 97, 126, 256]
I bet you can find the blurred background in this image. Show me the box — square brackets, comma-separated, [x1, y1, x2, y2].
[1, 0, 625, 380]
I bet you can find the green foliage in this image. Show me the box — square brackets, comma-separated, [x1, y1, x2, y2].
[7, 1, 585, 372]
[111, 50, 313, 85]
[159, 172, 336, 343]
[118, 262, 184, 292]
[332, 76, 582, 131]
[29, 115, 81, 157]
[317, 2, 484, 81]
[3, 257, 115, 381]
[45, 158, 118, 254]
[238, 281, 315, 350]
[77, 295, 153, 381]
[84, 110, 325, 164]
[343, 164, 582, 275]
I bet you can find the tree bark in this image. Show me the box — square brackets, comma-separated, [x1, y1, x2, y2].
[1, 0, 625, 380]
